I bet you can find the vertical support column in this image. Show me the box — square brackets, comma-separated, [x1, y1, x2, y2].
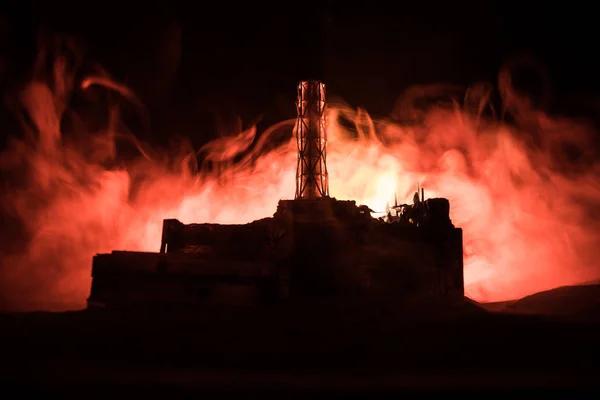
[295, 80, 329, 199]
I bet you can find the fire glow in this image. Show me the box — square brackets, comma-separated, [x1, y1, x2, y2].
[1, 42, 600, 311]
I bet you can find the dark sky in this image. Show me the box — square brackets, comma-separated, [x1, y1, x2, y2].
[0, 1, 599, 146]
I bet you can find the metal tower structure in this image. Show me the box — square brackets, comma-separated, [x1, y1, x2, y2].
[295, 80, 329, 199]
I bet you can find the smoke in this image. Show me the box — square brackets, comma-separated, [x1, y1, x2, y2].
[1, 38, 599, 311]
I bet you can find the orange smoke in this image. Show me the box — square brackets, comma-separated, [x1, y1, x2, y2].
[1, 40, 599, 311]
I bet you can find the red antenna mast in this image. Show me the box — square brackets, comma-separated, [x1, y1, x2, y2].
[295, 80, 329, 199]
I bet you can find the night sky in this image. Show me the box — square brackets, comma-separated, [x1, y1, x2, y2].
[0, 1, 599, 146]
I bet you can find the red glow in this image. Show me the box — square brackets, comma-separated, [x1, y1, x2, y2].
[1, 43, 599, 311]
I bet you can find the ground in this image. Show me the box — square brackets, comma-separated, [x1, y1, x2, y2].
[1, 286, 600, 395]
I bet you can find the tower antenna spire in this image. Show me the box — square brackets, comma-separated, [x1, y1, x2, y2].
[295, 80, 329, 199]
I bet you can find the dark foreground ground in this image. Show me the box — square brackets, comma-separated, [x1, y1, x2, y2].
[1, 285, 600, 396]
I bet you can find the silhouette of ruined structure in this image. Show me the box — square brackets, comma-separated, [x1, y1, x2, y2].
[88, 81, 464, 308]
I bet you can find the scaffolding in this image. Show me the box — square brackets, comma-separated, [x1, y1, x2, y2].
[295, 80, 329, 199]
